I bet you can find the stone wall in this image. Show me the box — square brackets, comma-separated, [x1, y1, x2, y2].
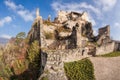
[98, 25, 110, 36]
[97, 25, 110, 45]
[39, 48, 89, 80]
[57, 11, 69, 23]
[39, 41, 119, 80]
[96, 42, 115, 55]
[114, 42, 120, 51]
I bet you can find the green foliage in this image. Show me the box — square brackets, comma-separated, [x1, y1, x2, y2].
[28, 41, 39, 62]
[0, 59, 29, 80]
[64, 58, 95, 80]
[14, 60, 28, 73]
[27, 40, 40, 70]
[44, 32, 54, 39]
[16, 32, 26, 39]
[26, 40, 41, 79]
[15, 32, 26, 45]
[98, 51, 120, 57]
[0, 36, 29, 80]
[0, 62, 14, 80]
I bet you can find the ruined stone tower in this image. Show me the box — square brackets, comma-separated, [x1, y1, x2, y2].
[27, 8, 46, 48]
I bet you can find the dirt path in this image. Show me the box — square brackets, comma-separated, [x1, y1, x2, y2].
[90, 57, 120, 80]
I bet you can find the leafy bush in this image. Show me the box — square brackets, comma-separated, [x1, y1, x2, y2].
[64, 58, 95, 80]
[0, 59, 29, 80]
[27, 40, 41, 71]
[16, 32, 26, 39]
[0, 62, 14, 80]
[28, 41, 39, 62]
[98, 51, 120, 57]
[13, 60, 28, 74]
[15, 32, 26, 45]
[27, 40, 41, 79]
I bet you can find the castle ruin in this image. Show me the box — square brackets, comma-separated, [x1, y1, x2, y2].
[28, 8, 120, 53]
[27, 8, 120, 80]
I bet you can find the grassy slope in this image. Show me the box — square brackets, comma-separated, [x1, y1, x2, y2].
[64, 58, 95, 80]
[98, 51, 120, 57]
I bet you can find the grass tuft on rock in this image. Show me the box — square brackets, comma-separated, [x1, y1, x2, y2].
[64, 58, 95, 80]
[41, 76, 48, 80]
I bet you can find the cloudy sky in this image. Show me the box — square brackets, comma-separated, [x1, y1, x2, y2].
[0, 0, 120, 40]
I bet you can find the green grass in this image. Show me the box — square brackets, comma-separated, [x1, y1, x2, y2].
[64, 58, 95, 80]
[98, 51, 120, 57]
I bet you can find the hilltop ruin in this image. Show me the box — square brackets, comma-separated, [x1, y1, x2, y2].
[27, 8, 120, 80]
[28, 8, 120, 52]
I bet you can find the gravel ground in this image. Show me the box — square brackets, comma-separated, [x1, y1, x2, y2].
[90, 57, 120, 80]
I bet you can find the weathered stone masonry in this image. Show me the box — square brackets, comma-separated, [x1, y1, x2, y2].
[40, 48, 89, 80]
[27, 8, 120, 80]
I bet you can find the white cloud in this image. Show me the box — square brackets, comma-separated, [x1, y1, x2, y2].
[51, 2, 100, 15]
[114, 22, 120, 28]
[51, 2, 99, 26]
[17, 10, 34, 21]
[87, 13, 96, 26]
[94, 0, 117, 11]
[0, 34, 11, 39]
[0, 16, 12, 27]
[4, 0, 35, 22]
[4, 0, 17, 11]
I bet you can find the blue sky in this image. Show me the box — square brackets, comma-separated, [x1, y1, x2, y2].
[0, 0, 120, 40]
